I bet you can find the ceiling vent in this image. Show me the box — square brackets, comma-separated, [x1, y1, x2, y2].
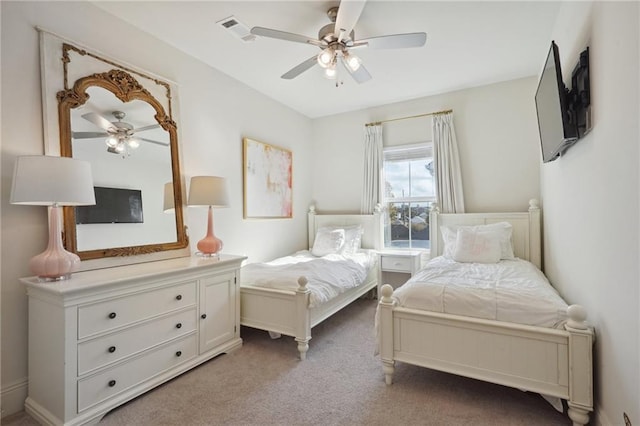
[217, 16, 256, 43]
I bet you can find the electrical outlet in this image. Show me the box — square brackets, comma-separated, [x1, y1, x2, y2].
[623, 412, 632, 426]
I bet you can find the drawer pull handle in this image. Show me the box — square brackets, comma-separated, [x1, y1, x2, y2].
[176, 294, 182, 300]
[176, 323, 182, 329]
[108, 312, 117, 319]
[176, 351, 182, 357]
[394, 262, 402, 266]
[108, 380, 116, 387]
[201, 314, 207, 319]
[108, 346, 116, 353]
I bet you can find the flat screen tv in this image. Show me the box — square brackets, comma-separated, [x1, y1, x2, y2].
[535, 41, 578, 163]
[76, 186, 143, 224]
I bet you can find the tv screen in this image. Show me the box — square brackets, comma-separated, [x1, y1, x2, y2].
[535, 41, 578, 163]
[76, 187, 143, 224]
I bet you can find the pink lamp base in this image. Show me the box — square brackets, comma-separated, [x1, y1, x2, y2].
[32, 206, 80, 281]
[196, 236, 223, 257]
[31, 249, 80, 281]
[196, 206, 223, 257]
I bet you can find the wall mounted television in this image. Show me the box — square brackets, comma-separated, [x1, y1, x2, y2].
[76, 186, 144, 224]
[535, 41, 590, 163]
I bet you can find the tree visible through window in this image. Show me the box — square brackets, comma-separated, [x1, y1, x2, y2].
[383, 143, 435, 249]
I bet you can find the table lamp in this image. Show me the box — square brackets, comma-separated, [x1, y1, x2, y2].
[163, 182, 175, 213]
[10, 155, 96, 281]
[187, 176, 229, 257]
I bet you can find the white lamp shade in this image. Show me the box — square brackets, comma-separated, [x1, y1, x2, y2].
[188, 176, 229, 207]
[10, 156, 96, 206]
[163, 182, 175, 213]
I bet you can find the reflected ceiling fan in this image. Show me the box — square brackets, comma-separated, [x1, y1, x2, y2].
[251, 0, 427, 84]
[73, 111, 168, 155]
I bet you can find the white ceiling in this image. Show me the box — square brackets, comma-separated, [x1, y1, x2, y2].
[93, 1, 561, 119]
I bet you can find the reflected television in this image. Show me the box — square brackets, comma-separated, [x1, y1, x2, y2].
[76, 186, 143, 224]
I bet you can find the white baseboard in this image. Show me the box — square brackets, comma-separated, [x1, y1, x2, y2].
[1, 377, 27, 418]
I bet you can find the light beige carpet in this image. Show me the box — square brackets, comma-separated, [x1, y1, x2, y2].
[5, 299, 570, 425]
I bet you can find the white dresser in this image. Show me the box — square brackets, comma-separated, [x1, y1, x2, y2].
[21, 254, 246, 426]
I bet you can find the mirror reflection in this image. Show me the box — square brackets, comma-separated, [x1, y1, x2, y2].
[71, 87, 177, 251]
[57, 68, 188, 260]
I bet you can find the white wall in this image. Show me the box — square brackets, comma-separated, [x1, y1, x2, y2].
[312, 77, 541, 213]
[0, 1, 313, 416]
[542, 2, 639, 425]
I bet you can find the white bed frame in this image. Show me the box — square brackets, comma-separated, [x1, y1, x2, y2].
[241, 206, 382, 360]
[378, 200, 594, 426]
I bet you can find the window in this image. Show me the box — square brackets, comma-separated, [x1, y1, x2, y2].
[382, 143, 435, 249]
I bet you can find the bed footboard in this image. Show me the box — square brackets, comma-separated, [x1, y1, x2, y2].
[241, 277, 312, 359]
[378, 284, 594, 426]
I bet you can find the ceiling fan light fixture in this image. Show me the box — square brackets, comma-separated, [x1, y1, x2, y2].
[344, 52, 361, 72]
[127, 138, 140, 149]
[114, 143, 126, 154]
[105, 135, 119, 148]
[324, 65, 337, 80]
[317, 47, 334, 68]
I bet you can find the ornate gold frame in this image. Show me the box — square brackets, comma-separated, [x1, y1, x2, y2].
[56, 47, 188, 260]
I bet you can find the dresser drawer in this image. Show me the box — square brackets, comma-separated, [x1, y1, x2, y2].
[381, 256, 414, 273]
[78, 308, 197, 376]
[77, 334, 197, 413]
[77, 281, 196, 339]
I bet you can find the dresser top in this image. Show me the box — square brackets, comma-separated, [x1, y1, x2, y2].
[21, 254, 247, 296]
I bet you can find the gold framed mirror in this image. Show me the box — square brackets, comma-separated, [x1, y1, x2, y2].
[54, 43, 188, 261]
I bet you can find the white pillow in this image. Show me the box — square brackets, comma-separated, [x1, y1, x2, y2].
[441, 222, 514, 260]
[452, 228, 502, 263]
[341, 225, 364, 254]
[311, 228, 346, 256]
[440, 225, 458, 258]
[316, 225, 364, 255]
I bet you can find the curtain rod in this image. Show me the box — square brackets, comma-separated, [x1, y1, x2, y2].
[365, 108, 453, 127]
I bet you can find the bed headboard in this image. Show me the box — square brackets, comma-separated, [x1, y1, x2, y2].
[430, 199, 541, 269]
[308, 205, 383, 250]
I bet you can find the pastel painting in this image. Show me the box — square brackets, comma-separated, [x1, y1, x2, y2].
[243, 138, 292, 218]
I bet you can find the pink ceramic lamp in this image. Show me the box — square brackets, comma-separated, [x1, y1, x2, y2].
[187, 176, 229, 257]
[10, 156, 95, 281]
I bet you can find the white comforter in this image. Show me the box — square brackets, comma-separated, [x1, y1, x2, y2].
[392, 256, 568, 328]
[241, 250, 376, 308]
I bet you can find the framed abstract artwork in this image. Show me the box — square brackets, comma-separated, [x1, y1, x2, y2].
[243, 138, 293, 218]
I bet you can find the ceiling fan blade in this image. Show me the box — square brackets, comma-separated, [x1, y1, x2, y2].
[281, 56, 318, 80]
[335, 0, 367, 42]
[72, 131, 108, 139]
[133, 123, 161, 132]
[358, 32, 427, 49]
[251, 27, 323, 47]
[81, 112, 116, 132]
[342, 58, 372, 84]
[139, 137, 170, 147]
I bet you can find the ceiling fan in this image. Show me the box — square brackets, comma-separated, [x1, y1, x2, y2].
[250, 0, 427, 84]
[73, 111, 168, 155]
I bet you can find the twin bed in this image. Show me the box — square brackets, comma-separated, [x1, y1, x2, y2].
[240, 206, 382, 360]
[239, 201, 594, 426]
[377, 200, 594, 426]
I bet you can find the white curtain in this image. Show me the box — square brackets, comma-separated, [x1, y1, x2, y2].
[432, 112, 465, 213]
[361, 124, 383, 214]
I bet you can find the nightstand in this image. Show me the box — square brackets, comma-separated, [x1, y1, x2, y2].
[378, 250, 423, 293]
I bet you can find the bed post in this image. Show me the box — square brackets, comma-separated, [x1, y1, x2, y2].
[564, 304, 594, 426]
[379, 284, 396, 385]
[308, 205, 317, 249]
[528, 199, 542, 270]
[429, 203, 440, 259]
[295, 277, 312, 360]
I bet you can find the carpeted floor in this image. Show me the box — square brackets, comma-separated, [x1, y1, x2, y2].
[5, 299, 571, 425]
